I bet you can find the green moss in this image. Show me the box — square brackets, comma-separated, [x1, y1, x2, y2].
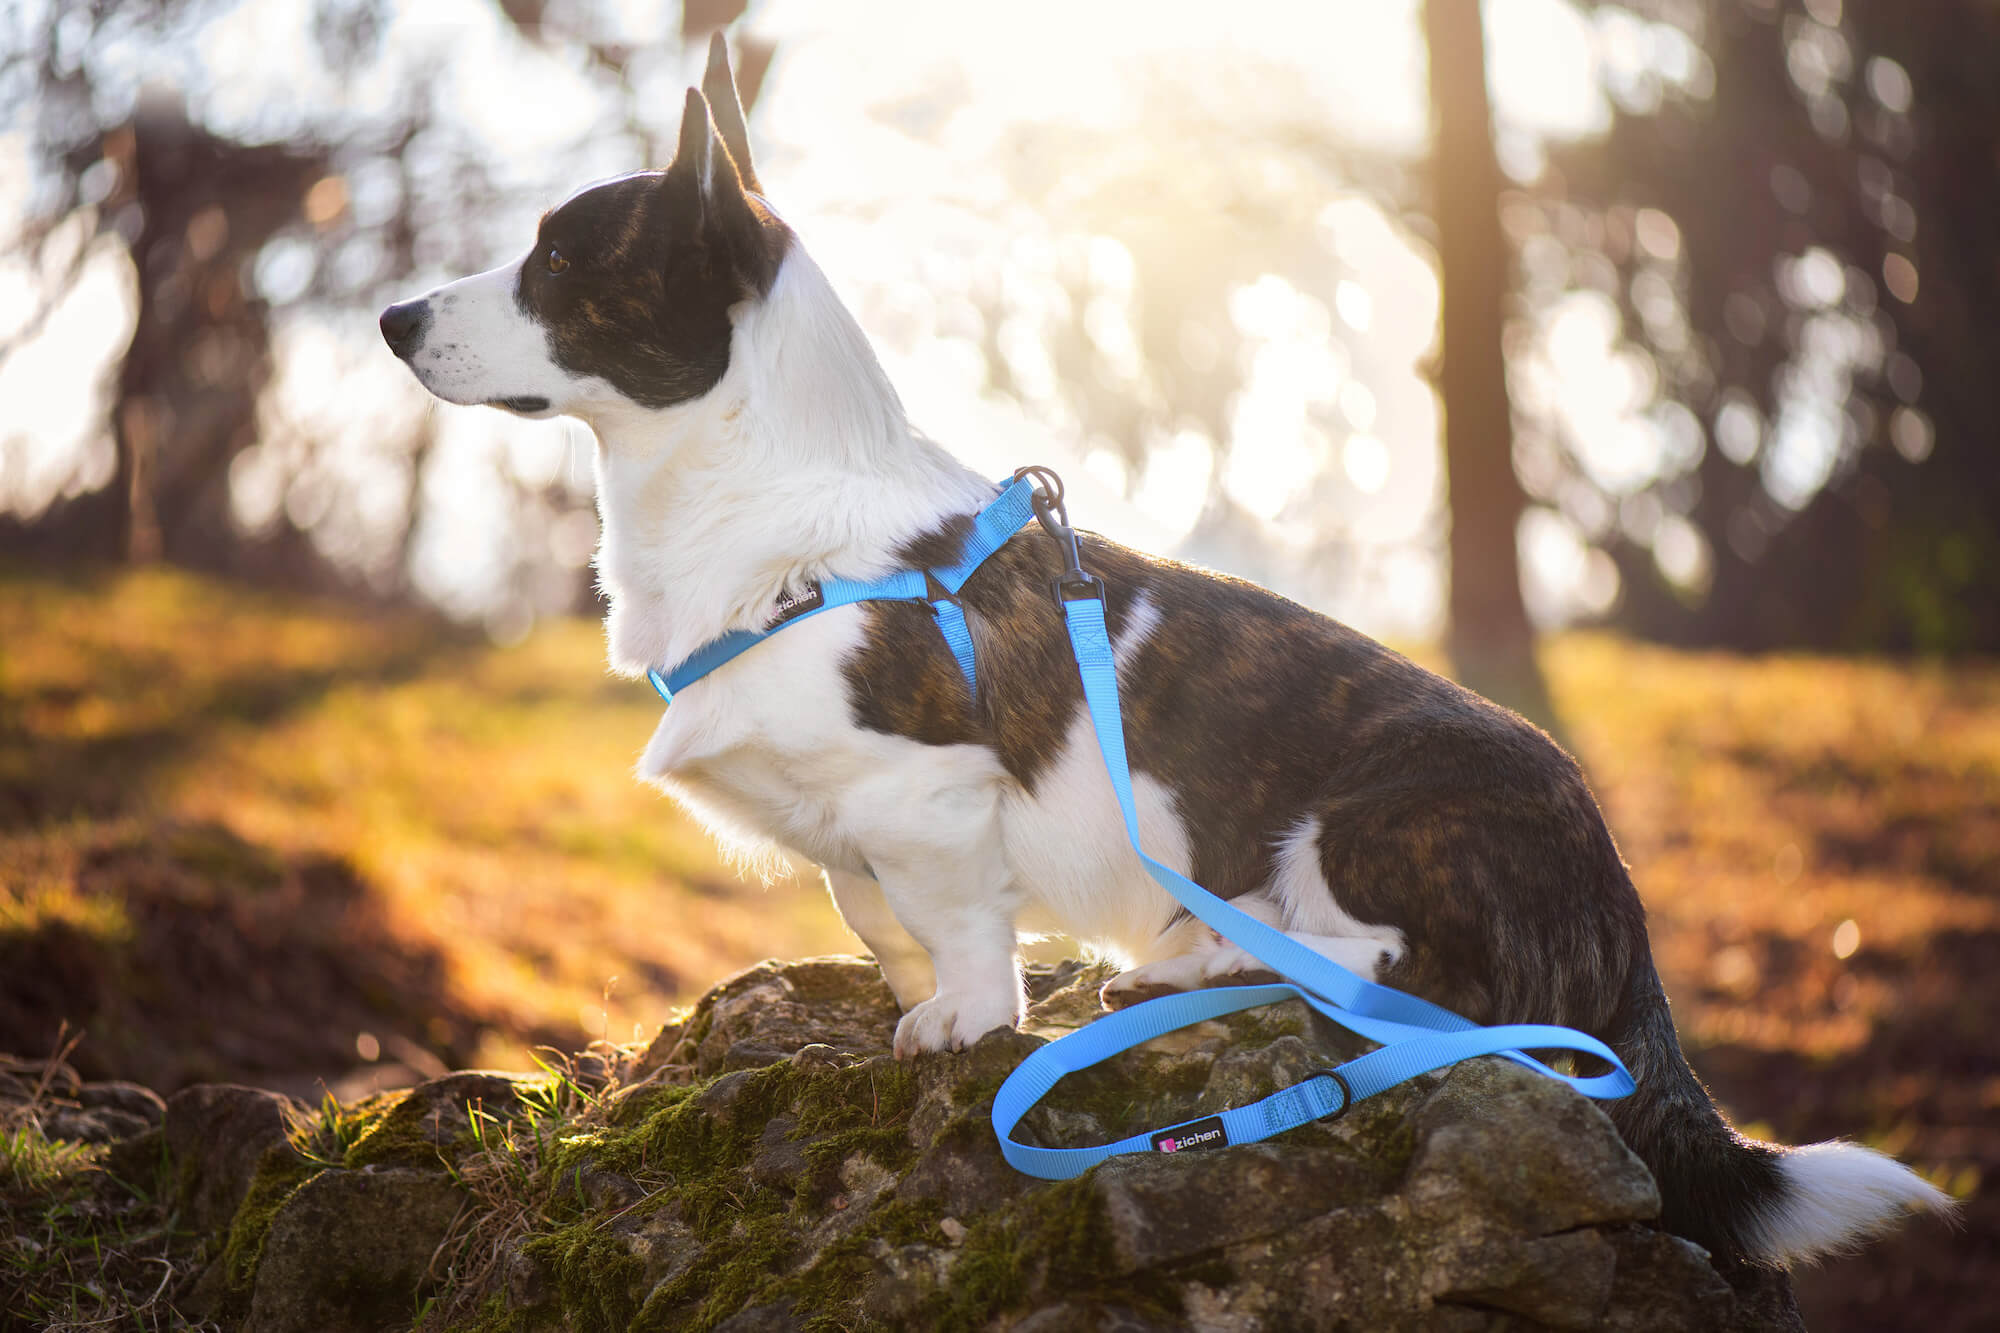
[775, 1194, 950, 1330]
[220, 1145, 323, 1293]
[795, 1124, 916, 1205]
[797, 1060, 919, 1137]
[520, 1218, 648, 1333]
[442, 1292, 525, 1333]
[632, 1195, 795, 1331]
[924, 1174, 1114, 1325]
[1352, 1102, 1421, 1173]
[342, 1085, 498, 1171]
[428, 1014, 1419, 1329]
[576, 1057, 918, 1185]
[512, 1054, 932, 1332]
[1227, 1002, 1322, 1050]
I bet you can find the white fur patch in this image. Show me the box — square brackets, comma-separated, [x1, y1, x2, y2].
[398, 254, 575, 412]
[1749, 1140, 1956, 1265]
[1003, 711, 1192, 960]
[1269, 815, 1405, 965]
[1098, 812, 1406, 1005]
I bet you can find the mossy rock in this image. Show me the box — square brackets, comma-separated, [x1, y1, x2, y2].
[246, 1166, 466, 1332]
[143, 956, 1801, 1331]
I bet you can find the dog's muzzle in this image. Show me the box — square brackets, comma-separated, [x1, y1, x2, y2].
[379, 299, 431, 359]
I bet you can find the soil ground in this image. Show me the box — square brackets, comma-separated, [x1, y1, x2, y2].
[2, 566, 1992, 1330]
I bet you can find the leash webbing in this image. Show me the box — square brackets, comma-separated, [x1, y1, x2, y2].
[642, 467, 1635, 1175]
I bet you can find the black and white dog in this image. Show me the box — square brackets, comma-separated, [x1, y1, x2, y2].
[382, 36, 1948, 1267]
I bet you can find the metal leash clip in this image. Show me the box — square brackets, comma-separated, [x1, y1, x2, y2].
[1013, 465, 1104, 604]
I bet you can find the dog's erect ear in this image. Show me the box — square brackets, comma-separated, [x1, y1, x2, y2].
[701, 32, 762, 196]
[665, 86, 783, 295]
[667, 87, 746, 227]
[671, 87, 718, 201]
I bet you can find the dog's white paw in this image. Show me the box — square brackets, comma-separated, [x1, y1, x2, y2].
[1101, 937, 1395, 1011]
[892, 988, 1022, 1058]
[1199, 945, 1283, 983]
[1101, 954, 1203, 1010]
[1100, 948, 1281, 1010]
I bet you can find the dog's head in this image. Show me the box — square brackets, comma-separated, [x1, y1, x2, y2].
[380, 36, 787, 421]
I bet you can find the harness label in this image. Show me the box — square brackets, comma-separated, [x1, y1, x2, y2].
[1151, 1116, 1228, 1154]
[768, 583, 825, 626]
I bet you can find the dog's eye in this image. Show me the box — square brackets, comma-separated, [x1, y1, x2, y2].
[546, 247, 569, 275]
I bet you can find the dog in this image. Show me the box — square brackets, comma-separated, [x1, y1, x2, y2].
[381, 34, 1951, 1267]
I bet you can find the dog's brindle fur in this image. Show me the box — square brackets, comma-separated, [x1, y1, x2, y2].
[380, 35, 1948, 1270]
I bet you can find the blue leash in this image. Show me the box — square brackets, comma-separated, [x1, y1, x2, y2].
[647, 467, 1635, 1175]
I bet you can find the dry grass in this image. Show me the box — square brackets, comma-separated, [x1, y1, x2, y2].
[417, 1042, 651, 1332]
[0, 1036, 205, 1332]
[0, 564, 852, 1087]
[1546, 634, 1996, 1330]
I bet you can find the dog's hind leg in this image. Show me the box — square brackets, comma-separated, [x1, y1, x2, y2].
[1099, 909, 1398, 1010]
[1098, 821, 1407, 1010]
[824, 867, 936, 1011]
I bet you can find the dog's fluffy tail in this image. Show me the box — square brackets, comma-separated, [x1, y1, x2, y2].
[1603, 966, 1954, 1266]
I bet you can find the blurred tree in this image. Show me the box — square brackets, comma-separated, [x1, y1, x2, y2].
[1531, 0, 1999, 653]
[4, 91, 333, 580]
[0, 0, 439, 596]
[1425, 0, 1555, 723]
[0, 0, 761, 620]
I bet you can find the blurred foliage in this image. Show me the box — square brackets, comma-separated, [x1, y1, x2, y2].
[1526, 0, 2000, 652]
[2, 1, 1993, 655]
[0, 0, 759, 617]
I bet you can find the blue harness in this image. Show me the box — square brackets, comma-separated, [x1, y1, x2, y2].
[649, 467, 1635, 1176]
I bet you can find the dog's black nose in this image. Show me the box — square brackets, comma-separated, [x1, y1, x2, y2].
[379, 299, 430, 357]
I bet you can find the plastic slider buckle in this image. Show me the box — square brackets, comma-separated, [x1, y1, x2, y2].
[1313, 1068, 1354, 1121]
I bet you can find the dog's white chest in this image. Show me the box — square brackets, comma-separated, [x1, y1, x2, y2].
[998, 713, 1192, 958]
[633, 603, 1188, 961]
[637, 608, 1007, 877]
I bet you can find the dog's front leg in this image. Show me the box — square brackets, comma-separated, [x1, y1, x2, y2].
[874, 855, 1023, 1058]
[839, 771, 1024, 1056]
[823, 867, 936, 1011]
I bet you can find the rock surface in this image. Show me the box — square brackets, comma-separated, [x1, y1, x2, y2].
[17, 957, 1806, 1331]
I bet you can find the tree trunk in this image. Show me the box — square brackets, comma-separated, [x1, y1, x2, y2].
[1424, 0, 1555, 729]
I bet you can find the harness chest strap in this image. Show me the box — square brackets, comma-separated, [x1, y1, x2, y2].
[646, 474, 1041, 704]
[645, 470, 1635, 1177]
